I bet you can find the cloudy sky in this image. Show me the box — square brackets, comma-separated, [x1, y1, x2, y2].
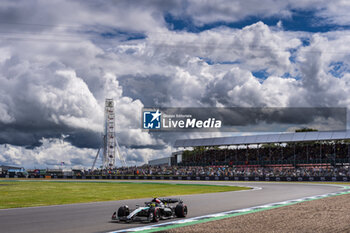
[0, 0, 350, 169]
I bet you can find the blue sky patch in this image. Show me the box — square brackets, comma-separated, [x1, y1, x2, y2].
[83, 27, 147, 41]
[165, 9, 350, 34]
[301, 37, 311, 46]
[252, 69, 269, 80]
[98, 29, 146, 41]
[199, 57, 240, 65]
[288, 48, 299, 63]
[282, 72, 292, 78]
[329, 61, 348, 78]
[282, 72, 301, 80]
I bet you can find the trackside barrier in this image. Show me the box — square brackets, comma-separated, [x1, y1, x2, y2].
[2, 174, 350, 181]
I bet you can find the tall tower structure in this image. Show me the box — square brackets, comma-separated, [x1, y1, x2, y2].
[103, 99, 117, 169]
[91, 98, 126, 171]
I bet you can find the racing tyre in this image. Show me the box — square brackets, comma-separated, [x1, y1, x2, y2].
[175, 204, 187, 217]
[149, 207, 161, 222]
[118, 206, 129, 217]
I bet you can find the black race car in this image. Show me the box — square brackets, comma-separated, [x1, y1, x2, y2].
[112, 197, 188, 223]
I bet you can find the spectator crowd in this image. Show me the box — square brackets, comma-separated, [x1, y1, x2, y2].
[180, 142, 350, 166]
[86, 164, 350, 177]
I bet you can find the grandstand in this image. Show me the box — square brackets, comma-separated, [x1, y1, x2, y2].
[0, 165, 26, 177]
[174, 131, 350, 167]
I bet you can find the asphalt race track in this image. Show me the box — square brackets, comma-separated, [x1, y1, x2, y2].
[0, 181, 344, 233]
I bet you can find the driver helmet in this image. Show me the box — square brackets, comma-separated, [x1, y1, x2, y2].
[153, 198, 161, 204]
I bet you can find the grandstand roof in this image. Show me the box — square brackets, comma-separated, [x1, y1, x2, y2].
[174, 131, 350, 147]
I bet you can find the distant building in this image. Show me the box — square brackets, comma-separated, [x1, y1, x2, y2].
[148, 151, 183, 166]
[0, 165, 26, 177]
[0, 165, 25, 173]
[172, 151, 183, 164]
[148, 157, 171, 166]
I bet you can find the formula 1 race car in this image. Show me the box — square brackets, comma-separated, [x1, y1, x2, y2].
[111, 197, 188, 223]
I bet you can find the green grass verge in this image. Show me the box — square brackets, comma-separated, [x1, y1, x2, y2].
[0, 180, 250, 209]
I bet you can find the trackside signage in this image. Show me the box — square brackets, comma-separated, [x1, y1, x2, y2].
[141, 107, 346, 132]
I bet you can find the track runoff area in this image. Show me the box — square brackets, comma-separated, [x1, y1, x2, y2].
[0, 180, 349, 233]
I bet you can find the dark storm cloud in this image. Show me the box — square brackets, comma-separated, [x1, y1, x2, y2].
[43, 159, 60, 166]
[214, 107, 347, 127]
[70, 157, 84, 165]
[0, 122, 100, 149]
[64, 131, 101, 149]
[0, 50, 106, 150]
[123, 144, 166, 150]
[125, 152, 146, 163]
[200, 68, 265, 106]
[0, 124, 65, 147]
[0, 2, 58, 33]
[118, 74, 171, 106]
[0, 121, 165, 150]
[201, 74, 236, 106]
[152, 107, 347, 132]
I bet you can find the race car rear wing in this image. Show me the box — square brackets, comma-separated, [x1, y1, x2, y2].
[160, 198, 182, 204]
[145, 198, 183, 205]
